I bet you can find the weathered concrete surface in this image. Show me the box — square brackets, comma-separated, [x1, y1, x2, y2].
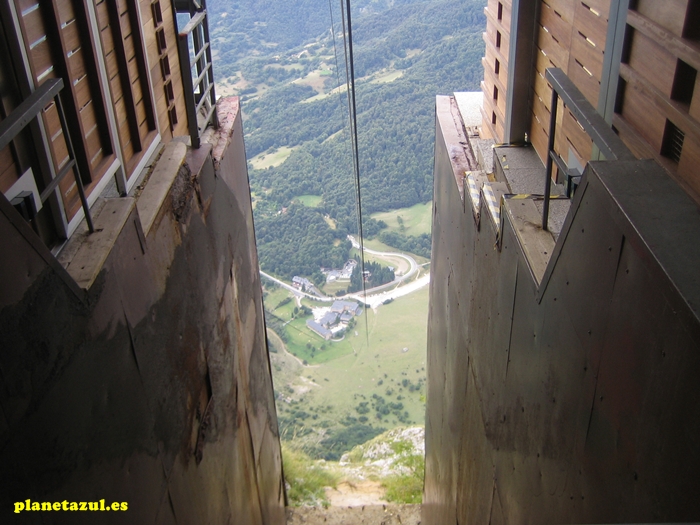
[424, 96, 700, 524]
[0, 98, 284, 524]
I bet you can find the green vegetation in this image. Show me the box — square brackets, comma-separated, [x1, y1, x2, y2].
[344, 427, 425, 503]
[319, 424, 387, 461]
[209, 0, 483, 468]
[209, 0, 485, 276]
[282, 443, 338, 506]
[382, 457, 424, 503]
[295, 194, 323, 207]
[249, 146, 297, 169]
[273, 287, 429, 459]
[256, 204, 351, 281]
[348, 261, 395, 292]
[371, 202, 433, 236]
[378, 231, 432, 258]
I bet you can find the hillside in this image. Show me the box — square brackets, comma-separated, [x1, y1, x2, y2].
[207, 0, 485, 463]
[208, 0, 486, 279]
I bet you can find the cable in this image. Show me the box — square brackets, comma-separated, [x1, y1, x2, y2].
[328, 0, 344, 103]
[339, 0, 370, 346]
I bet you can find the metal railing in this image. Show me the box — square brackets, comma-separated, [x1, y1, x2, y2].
[177, 7, 218, 149]
[542, 68, 634, 231]
[0, 78, 94, 233]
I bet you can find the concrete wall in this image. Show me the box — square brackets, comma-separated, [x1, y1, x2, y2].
[0, 98, 285, 524]
[424, 96, 700, 524]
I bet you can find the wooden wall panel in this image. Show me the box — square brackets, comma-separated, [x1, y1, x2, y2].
[541, 2, 572, 49]
[574, 1, 608, 48]
[627, 30, 676, 98]
[543, 0, 575, 24]
[635, 0, 689, 37]
[570, 26, 603, 79]
[142, 0, 187, 141]
[96, 0, 157, 178]
[562, 107, 593, 161]
[568, 56, 600, 106]
[487, 0, 512, 34]
[690, 75, 700, 122]
[0, 148, 19, 193]
[580, 0, 611, 20]
[619, 81, 667, 152]
[530, 108, 550, 161]
[485, 46, 508, 88]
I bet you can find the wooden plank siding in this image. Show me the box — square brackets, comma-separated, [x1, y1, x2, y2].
[527, 0, 610, 172]
[481, 0, 511, 141]
[142, 0, 188, 141]
[14, 0, 117, 223]
[613, 2, 700, 204]
[95, 0, 157, 181]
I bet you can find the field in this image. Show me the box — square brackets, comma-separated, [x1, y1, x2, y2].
[249, 146, 297, 169]
[294, 194, 323, 207]
[321, 279, 350, 295]
[370, 70, 404, 84]
[371, 202, 432, 237]
[267, 284, 430, 456]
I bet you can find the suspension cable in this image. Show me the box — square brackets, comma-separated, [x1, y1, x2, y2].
[338, 0, 370, 345]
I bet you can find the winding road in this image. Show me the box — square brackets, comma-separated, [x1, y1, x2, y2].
[259, 235, 430, 307]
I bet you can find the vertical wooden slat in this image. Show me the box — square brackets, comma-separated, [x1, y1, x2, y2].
[105, 0, 142, 152]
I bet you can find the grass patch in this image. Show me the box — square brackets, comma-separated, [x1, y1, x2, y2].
[284, 315, 364, 364]
[381, 439, 424, 503]
[370, 70, 404, 84]
[383, 472, 423, 504]
[294, 194, 322, 207]
[371, 202, 432, 237]
[282, 443, 338, 507]
[250, 146, 296, 169]
[321, 279, 350, 296]
[277, 287, 429, 452]
[324, 215, 337, 229]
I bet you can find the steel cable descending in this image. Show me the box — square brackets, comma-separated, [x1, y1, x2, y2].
[335, 0, 370, 345]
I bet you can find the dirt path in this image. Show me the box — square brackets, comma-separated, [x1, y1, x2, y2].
[287, 504, 421, 525]
[325, 480, 386, 506]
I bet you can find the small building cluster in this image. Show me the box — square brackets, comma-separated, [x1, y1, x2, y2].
[306, 300, 363, 340]
[322, 259, 357, 283]
[292, 276, 313, 292]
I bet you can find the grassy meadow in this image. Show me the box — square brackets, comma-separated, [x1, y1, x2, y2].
[267, 282, 429, 457]
[371, 202, 432, 237]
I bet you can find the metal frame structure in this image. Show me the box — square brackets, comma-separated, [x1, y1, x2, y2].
[0, 78, 94, 233]
[542, 67, 635, 231]
[176, 2, 218, 149]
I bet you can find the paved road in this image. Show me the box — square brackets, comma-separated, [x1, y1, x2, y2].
[259, 271, 333, 302]
[260, 237, 429, 305]
[347, 274, 431, 308]
[347, 235, 419, 286]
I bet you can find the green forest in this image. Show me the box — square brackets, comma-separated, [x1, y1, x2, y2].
[208, 0, 486, 279]
[348, 261, 395, 293]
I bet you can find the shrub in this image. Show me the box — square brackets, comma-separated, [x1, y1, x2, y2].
[282, 443, 338, 507]
[382, 440, 425, 504]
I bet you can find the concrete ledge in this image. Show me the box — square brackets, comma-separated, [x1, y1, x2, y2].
[136, 141, 187, 236]
[503, 198, 555, 285]
[64, 197, 136, 290]
[436, 95, 476, 203]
